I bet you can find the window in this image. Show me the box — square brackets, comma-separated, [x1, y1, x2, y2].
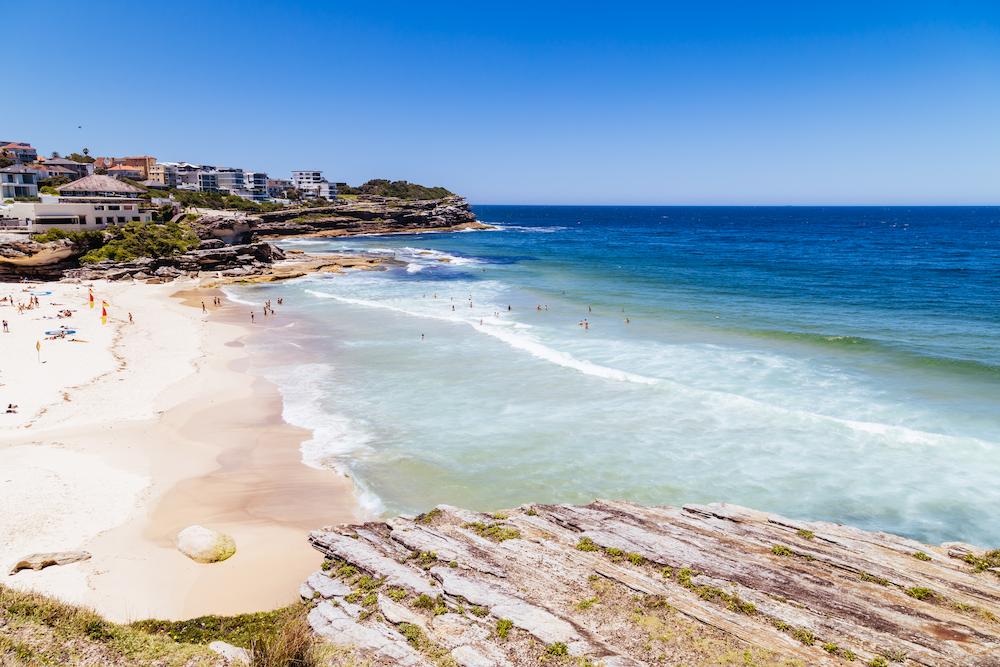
[117, 216, 125, 223]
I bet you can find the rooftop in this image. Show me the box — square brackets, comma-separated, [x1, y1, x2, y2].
[0, 165, 38, 174]
[56, 174, 144, 195]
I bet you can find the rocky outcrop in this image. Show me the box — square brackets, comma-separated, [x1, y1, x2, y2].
[0, 234, 81, 280]
[176, 525, 236, 564]
[8, 551, 91, 575]
[195, 196, 488, 244]
[304, 501, 1000, 666]
[63, 240, 286, 281]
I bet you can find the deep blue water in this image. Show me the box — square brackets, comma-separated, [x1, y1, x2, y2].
[232, 206, 1000, 545]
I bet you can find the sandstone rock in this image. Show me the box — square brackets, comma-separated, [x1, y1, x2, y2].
[208, 640, 249, 664]
[304, 501, 1000, 666]
[308, 601, 427, 665]
[176, 525, 236, 564]
[8, 551, 91, 575]
[299, 570, 352, 600]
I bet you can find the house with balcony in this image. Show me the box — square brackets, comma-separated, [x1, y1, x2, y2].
[1, 165, 39, 199]
[37, 157, 93, 180]
[0, 142, 38, 164]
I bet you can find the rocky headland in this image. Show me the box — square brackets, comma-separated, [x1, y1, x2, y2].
[195, 195, 489, 245]
[0, 195, 487, 282]
[302, 501, 1000, 666]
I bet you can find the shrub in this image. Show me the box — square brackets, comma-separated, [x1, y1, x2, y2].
[963, 549, 1000, 572]
[576, 537, 600, 552]
[905, 587, 934, 600]
[496, 618, 513, 639]
[912, 551, 932, 561]
[247, 610, 319, 667]
[546, 642, 568, 656]
[464, 521, 521, 542]
[771, 545, 794, 557]
[79, 220, 199, 264]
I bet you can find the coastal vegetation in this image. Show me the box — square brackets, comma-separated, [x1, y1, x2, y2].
[337, 179, 454, 200]
[79, 220, 200, 264]
[0, 583, 334, 666]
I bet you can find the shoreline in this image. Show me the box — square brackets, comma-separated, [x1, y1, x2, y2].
[0, 278, 362, 621]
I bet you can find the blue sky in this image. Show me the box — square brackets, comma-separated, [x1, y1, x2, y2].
[4, 1, 999, 204]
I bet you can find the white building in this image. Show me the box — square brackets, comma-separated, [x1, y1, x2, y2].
[243, 171, 269, 201]
[0, 197, 151, 231]
[0, 174, 154, 232]
[291, 170, 336, 200]
[0, 165, 39, 199]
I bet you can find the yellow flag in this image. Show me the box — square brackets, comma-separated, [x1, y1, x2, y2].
[35, 340, 40, 352]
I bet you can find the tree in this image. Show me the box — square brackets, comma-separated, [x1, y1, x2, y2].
[67, 151, 96, 164]
[50, 151, 61, 159]
[82, 147, 89, 157]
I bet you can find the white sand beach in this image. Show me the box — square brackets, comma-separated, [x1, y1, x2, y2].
[0, 279, 361, 622]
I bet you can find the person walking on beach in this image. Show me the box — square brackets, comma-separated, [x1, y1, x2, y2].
[2, 320, 7, 333]
[202, 300, 207, 314]
[128, 312, 134, 324]
[250, 311, 255, 323]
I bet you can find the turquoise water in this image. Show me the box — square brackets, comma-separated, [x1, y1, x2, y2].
[228, 206, 1000, 546]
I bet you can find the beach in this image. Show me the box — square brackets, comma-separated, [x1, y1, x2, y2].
[0, 279, 361, 622]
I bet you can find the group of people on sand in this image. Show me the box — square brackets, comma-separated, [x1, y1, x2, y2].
[202, 295, 226, 314]
[2, 294, 41, 314]
[6, 403, 18, 414]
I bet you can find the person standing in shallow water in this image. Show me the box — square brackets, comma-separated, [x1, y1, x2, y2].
[250, 311, 255, 323]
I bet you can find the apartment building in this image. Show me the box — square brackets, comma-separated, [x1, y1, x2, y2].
[146, 163, 177, 188]
[0, 165, 39, 199]
[291, 170, 335, 200]
[94, 155, 156, 179]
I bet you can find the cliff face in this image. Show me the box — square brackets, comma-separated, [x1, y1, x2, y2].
[0, 235, 80, 280]
[196, 196, 487, 244]
[303, 501, 1000, 666]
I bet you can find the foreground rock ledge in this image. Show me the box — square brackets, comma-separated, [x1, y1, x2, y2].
[303, 501, 1000, 666]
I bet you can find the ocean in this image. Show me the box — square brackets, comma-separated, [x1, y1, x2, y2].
[226, 206, 1000, 546]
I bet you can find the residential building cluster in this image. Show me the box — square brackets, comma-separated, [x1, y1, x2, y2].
[0, 140, 340, 233]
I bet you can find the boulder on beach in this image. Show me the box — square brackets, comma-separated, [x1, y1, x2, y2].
[176, 525, 236, 564]
[8, 551, 91, 575]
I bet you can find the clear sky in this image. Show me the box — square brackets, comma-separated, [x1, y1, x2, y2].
[4, 1, 999, 204]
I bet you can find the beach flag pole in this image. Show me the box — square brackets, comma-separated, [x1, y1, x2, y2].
[89, 288, 94, 309]
[36, 340, 40, 363]
[101, 301, 108, 326]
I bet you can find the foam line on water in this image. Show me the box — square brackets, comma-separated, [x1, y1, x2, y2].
[220, 287, 260, 306]
[304, 288, 658, 385]
[303, 287, 996, 451]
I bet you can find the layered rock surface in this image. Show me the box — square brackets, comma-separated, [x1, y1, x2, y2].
[63, 240, 286, 281]
[0, 234, 80, 280]
[304, 501, 1000, 666]
[197, 196, 487, 243]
